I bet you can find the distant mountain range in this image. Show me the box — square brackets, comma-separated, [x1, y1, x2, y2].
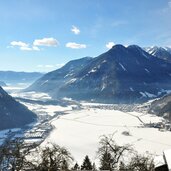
[0, 86, 36, 130]
[26, 44, 171, 103]
[0, 71, 43, 85]
[145, 46, 171, 63]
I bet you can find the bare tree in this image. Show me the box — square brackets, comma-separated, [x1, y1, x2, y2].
[0, 140, 73, 171]
[0, 138, 36, 171]
[98, 134, 132, 171]
[119, 153, 155, 171]
[34, 143, 73, 171]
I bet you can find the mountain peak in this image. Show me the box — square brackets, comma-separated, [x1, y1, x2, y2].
[107, 44, 128, 55]
[145, 46, 171, 62]
[127, 44, 143, 51]
[112, 44, 125, 48]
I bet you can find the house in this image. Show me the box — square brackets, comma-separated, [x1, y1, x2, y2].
[155, 149, 171, 171]
[155, 165, 168, 171]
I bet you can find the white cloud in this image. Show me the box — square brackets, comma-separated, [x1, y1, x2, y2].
[20, 46, 40, 51]
[37, 63, 64, 69]
[106, 42, 115, 49]
[56, 63, 65, 68]
[10, 41, 28, 47]
[33, 37, 59, 47]
[32, 46, 40, 51]
[10, 38, 58, 51]
[10, 41, 40, 51]
[66, 42, 86, 49]
[37, 64, 55, 68]
[71, 25, 80, 35]
[45, 65, 55, 68]
[20, 46, 32, 51]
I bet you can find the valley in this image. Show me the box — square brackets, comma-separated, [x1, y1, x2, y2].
[1, 85, 171, 165]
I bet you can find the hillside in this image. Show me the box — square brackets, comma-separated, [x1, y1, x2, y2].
[0, 81, 7, 87]
[0, 86, 36, 130]
[149, 93, 171, 120]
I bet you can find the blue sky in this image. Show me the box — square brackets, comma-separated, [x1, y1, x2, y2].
[0, 0, 171, 72]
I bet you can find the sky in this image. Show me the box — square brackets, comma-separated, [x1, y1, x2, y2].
[0, 0, 171, 72]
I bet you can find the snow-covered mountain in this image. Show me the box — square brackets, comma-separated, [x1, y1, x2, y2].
[164, 47, 171, 54]
[145, 46, 171, 63]
[26, 45, 171, 103]
[0, 86, 36, 130]
[25, 57, 92, 93]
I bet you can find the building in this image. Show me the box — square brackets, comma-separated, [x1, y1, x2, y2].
[155, 149, 171, 171]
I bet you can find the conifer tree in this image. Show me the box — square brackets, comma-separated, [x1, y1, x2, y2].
[72, 162, 80, 170]
[99, 151, 112, 170]
[81, 155, 93, 170]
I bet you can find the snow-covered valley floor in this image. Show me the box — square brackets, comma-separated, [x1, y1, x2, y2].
[2, 87, 171, 165]
[42, 107, 171, 164]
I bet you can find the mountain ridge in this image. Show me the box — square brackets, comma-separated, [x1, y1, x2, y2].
[26, 44, 171, 103]
[0, 71, 43, 85]
[149, 93, 171, 120]
[0, 86, 37, 130]
[25, 57, 93, 93]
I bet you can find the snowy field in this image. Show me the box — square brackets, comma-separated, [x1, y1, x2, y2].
[10, 91, 52, 101]
[2, 84, 28, 94]
[3, 87, 73, 116]
[19, 101, 73, 117]
[42, 107, 171, 164]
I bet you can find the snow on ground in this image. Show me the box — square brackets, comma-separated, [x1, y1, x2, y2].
[24, 138, 44, 144]
[42, 108, 171, 164]
[140, 91, 156, 98]
[11, 91, 52, 101]
[8, 90, 70, 116]
[2, 83, 29, 93]
[2, 84, 52, 101]
[164, 149, 171, 170]
[0, 130, 11, 140]
[20, 102, 72, 116]
[2, 86, 24, 93]
[80, 102, 113, 106]
[119, 63, 127, 71]
[129, 112, 163, 123]
[0, 128, 21, 145]
[4, 89, 171, 165]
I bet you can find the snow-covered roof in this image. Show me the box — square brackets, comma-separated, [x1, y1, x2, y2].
[164, 149, 171, 170]
[154, 155, 165, 168]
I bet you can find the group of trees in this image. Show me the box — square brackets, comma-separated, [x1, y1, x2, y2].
[0, 134, 155, 171]
[0, 140, 73, 171]
[98, 135, 155, 171]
